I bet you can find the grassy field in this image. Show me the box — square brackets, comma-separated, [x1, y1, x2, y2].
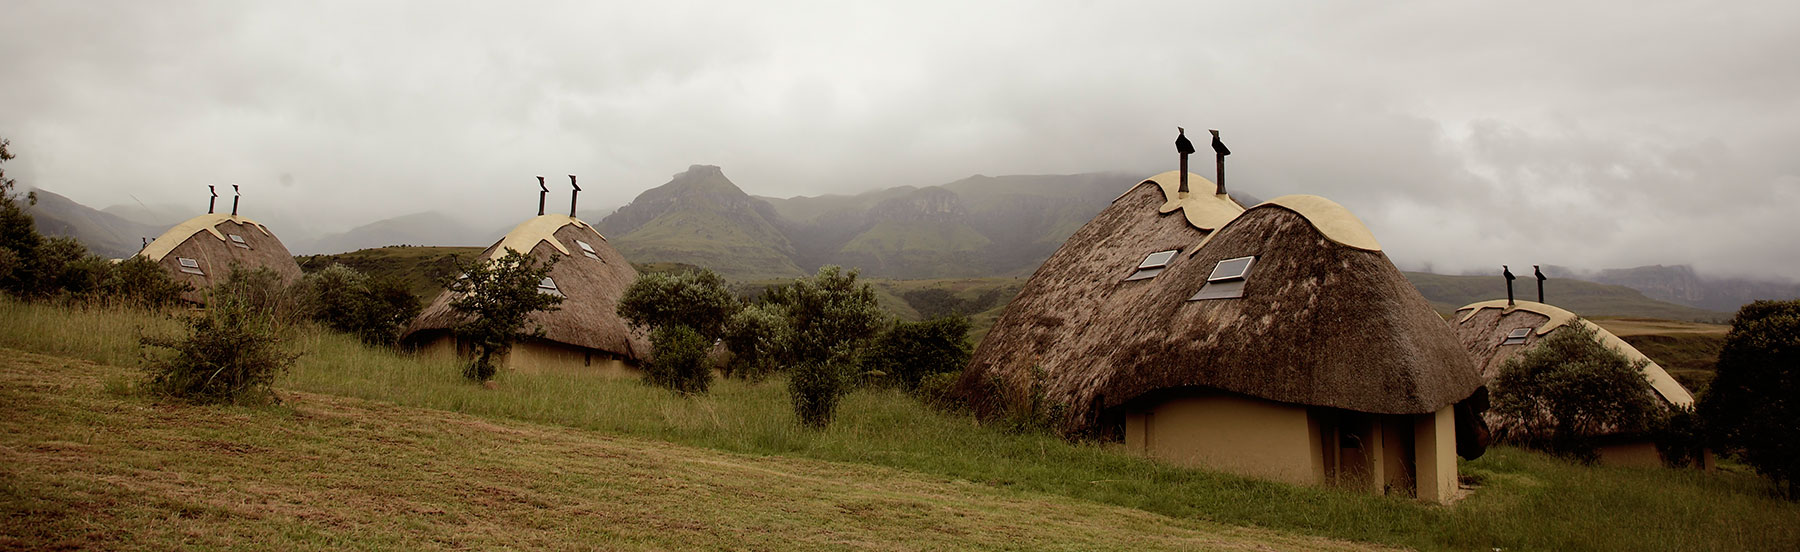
[4, 299, 1797, 550]
[1591, 317, 1730, 393]
[1, 349, 1376, 551]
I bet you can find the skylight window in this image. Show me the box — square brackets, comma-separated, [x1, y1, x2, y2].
[228, 234, 250, 249]
[1125, 249, 1179, 281]
[177, 257, 204, 276]
[537, 277, 565, 297]
[1189, 255, 1257, 300]
[1502, 327, 1531, 345]
[575, 239, 600, 260]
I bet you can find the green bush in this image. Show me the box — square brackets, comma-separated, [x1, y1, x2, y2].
[866, 314, 971, 392]
[721, 302, 789, 381]
[616, 269, 739, 340]
[101, 256, 190, 308]
[140, 284, 299, 405]
[1654, 405, 1708, 469]
[763, 266, 887, 367]
[215, 265, 304, 327]
[645, 324, 713, 395]
[1490, 320, 1666, 463]
[1699, 299, 1800, 498]
[298, 264, 420, 345]
[915, 371, 966, 413]
[789, 357, 851, 428]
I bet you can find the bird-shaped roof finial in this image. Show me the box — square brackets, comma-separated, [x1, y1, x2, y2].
[1175, 127, 1196, 195]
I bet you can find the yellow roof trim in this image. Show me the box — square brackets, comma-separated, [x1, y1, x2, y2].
[1260, 195, 1382, 252]
[1454, 300, 1696, 407]
[488, 214, 593, 259]
[1116, 170, 1243, 231]
[136, 213, 272, 262]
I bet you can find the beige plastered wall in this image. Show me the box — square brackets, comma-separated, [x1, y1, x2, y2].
[1125, 390, 1325, 487]
[417, 336, 637, 378]
[1596, 441, 1665, 468]
[1414, 407, 1458, 504]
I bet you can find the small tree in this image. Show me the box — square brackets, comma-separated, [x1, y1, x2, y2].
[0, 138, 46, 298]
[1490, 321, 1665, 463]
[445, 250, 562, 382]
[141, 279, 299, 405]
[645, 324, 713, 395]
[721, 302, 790, 380]
[764, 266, 888, 427]
[616, 269, 739, 340]
[1699, 300, 1800, 498]
[865, 313, 972, 392]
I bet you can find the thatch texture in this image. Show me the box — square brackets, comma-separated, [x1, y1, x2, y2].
[1452, 300, 1695, 408]
[137, 213, 302, 304]
[403, 215, 648, 363]
[963, 179, 1482, 434]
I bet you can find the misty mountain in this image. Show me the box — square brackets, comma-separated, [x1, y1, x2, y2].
[1577, 265, 1800, 313]
[596, 165, 804, 278]
[303, 211, 495, 254]
[20, 188, 162, 258]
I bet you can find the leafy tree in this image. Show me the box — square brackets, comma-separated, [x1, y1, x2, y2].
[1699, 300, 1800, 498]
[645, 324, 713, 395]
[1490, 321, 1665, 463]
[0, 138, 46, 297]
[298, 264, 421, 345]
[721, 302, 790, 380]
[141, 277, 299, 405]
[865, 313, 972, 392]
[616, 269, 739, 340]
[764, 266, 889, 427]
[445, 250, 563, 382]
[101, 256, 190, 308]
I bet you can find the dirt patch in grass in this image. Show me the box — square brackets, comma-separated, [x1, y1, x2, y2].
[0, 348, 1386, 551]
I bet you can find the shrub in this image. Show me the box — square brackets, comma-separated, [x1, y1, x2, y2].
[763, 266, 887, 366]
[866, 314, 972, 392]
[721, 302, 789, 381]
[298, 264, 420, 345]
[1654, 405, 1708, 469]
[789, 356, 852, 428]
[616, 269, 739, 340]
[915, 371, 967, 413]
[445, 250, 562, 382]
[645, 324, 713, 395]
[140, 284, 299, 405]
[216, 265, 304, 327]
[101, 256, 190, 308]
[1490, 321, 1666, 463]
[1698, 299, 1800, 498]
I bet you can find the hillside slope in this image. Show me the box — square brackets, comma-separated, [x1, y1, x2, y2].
[598, 165, 803, 279]
[19, 188, 162, 258]
[0, 348, 1377, 551]
[306, 211, 494, 254]
[1402, 272, 1728, 322]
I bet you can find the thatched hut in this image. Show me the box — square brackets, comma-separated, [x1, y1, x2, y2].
[136, 213, 303, 304]
[962, 171, 1486, 503]
[1451, 300, 1703, 467]
[402, 214, 648, 375]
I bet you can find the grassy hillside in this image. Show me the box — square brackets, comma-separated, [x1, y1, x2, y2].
[296, 246, 484, 303]
[614, 205, 802, 279]
[5, 299, 1797, 551]
[1404, 272, 1729, 322]
[1591, 317, 1730, 393]
[1, 350, 1373, 551]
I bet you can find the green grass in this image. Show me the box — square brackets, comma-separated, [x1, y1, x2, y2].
[4, 298, 1797, 551]
[1591, 317, 1728, 393]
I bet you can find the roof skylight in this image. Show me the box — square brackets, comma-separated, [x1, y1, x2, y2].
[1502, 327, 1530, 345]
[1125, 249, 1179, 281]
[177, 257, 204, 275]
[537, 277, 565, 297]
[1189, 255, 1257, 300]
[575, 239, 600, 260]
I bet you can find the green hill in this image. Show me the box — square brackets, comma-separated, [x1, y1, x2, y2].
[598, 165, 803, 279]
[1402, 272, 1729, 322]
[296, 246, 483, 302]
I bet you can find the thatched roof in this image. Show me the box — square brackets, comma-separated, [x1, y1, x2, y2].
[1451, 300, 1695, 408]
[402, 215, 648, 362]
[962, 176, 1483, 434]
[136, 213, 302, 304]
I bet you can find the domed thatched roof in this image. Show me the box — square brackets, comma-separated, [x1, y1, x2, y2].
[1451, 300, 1695, 408]
[403, 215, 647, 362]
[136, 213, 302, 304]
[963, 174, 1483, 434]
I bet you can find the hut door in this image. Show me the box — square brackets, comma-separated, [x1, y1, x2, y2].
[1325, 412, 1375, 490]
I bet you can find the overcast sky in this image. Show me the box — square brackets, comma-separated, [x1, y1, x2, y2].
[2, 1, 1795, 279]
